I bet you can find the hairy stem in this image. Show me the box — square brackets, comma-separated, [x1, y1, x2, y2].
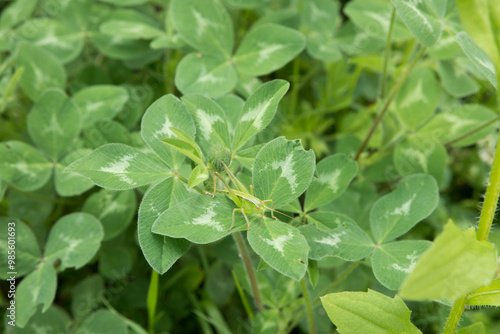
[443, 296, 467, 334]
[300, 278, 316, 334]
[232, 232, 264, 312]
[355, 46, 426, 161]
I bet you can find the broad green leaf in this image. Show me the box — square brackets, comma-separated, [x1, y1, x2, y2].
[175, 53, 236, 98]
[54, 149, 94, 196]
[247, 218, 309, 281]
[306, 35, 342, 63]
[394, 135, 446, 186]
[336, 22, 385, 56]
[5, 182, 54, 227]
[44, 213, 104, 270]
[76, 310, 127, 334]
[214, 94, 244, 135]
[65, 144, 171, 190]
[16, 18, 84, 63]
[372, 240, 432, 291]
[304, 154, 358, 211]
[457, 323, 486, 334]
[16, 43, 66, 101]
[232, 80, 289, 151]
[418, 104, 499, 147]
[437, 59, 479, 97]
[82, 189, 136, 240]
[82, 119, 131, 148]
[234, 143, 264, 171]
[16, 262, 57, 328]
[467, 278, 500, 306]
[428, 31, 463, 60]
[9, 305, 71, 334]
[0, 218, 41, 279]
[138, 178, 192, 274]
[0, 180, 6, 202]
[392, 0, 443, 47]
[171, 0, 233, 57]
[152, 195, 246, 244]
[253, 137, 315, 208]
[71, 275, 105, 321]
[370, 174, 438, 244]
[321, 290, 421, 334]
[98, 245, 133, 280]
[222, 0, 269, 8]
[188, 165, 209, 188]
[99, 10, 163, 39]
[150, 34, 184, 49]
[72, 85, 129, 128]
[141, 94, 196, 169]
[0, 0, 37, 30]
[399, 221, 498, 301]
[456, 32, 497, 89]
[233, 23, 305, 76]
[300, 212, 374, 261]
[182, 94, 232, 151]
[394, 68, 440, 129]
[0, 141, 52, 192]
[456, 1, 500, 70]
[27, 89, 81, 161]
[100, 0, 149, 5]
[344, 0, 412, 42]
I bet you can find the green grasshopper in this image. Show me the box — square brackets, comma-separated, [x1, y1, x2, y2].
[212, 161, 278, 231]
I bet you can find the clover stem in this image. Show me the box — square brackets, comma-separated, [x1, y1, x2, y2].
[300, 278, 316, 334]
[232, 232, 264, 312]
[443, 296, 467, 334]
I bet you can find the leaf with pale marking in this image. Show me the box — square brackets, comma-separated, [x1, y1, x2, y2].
[27, 89, 81, 161]
[16, 18, 84, 63]
[72, 85, 129, 128]
[99, 10, 163, 39]
[82, 189, 136, 241]
[399, 221, 497, 301]
[233, 23, 305, 76]
[418, 104, 498, 147]
[152, 195, 246, 244]
[141, 94, 196, 169]
[65, 144, 171, 190]
[304, 154, 358, 211]
[0, 218, 41, 279]
[372, 240, 432, 291]
[234, 144, 264, 171]
[13, 305, 71, 334]
[76, 310, 128, 334]
[457, 32, 498, 89]
[394, 135, 446, 185]
[44, 213, 104, 270]
[370, 174, 438, 244]
[247, 218, 309, 281]
[437, 59, 479, 98]
[253, 137, 315, 208]
[321, 290, 421, 334]
[395, 68, 440, 129]
[467, 278, 500, 306]
[175, 53, 236, 98]
[16, 43, 66, 101]
[214, 94, 244, 135]
[392, 0, 443, 47]
[16, 262, 57, 328]
[138, 177, 192, 274]
[300, 212, 374, 261]
[0, 141, 52, 192]
[232, 80, 289, 152]
[171, 0, 233, 57]
[188, 165, 209, 188]
[55, 149, 94, 197]
[182, 94, 231, 151]
[0, 0, 37, 30]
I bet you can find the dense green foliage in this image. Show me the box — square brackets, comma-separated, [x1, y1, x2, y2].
[1, 0, 500, 333]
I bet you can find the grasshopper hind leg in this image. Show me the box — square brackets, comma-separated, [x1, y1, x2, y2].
[230, 208, 252, 231]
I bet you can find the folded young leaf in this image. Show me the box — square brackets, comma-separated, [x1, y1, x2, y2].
[188, 165, 209, 189]
[321, 289, 421, 334]
[399, 221, 497, 301]
[370, 174, 438, 243]
[247, 217, 309, 281]
[65, 143, 171, 190]
[44, 213, 104, 270]
[138, 178, 192, 274]
[304, 154, 358, 211]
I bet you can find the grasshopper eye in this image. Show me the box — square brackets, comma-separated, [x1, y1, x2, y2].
[256, 206, 260, 210]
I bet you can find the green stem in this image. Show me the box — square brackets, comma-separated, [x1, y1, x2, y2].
[380, 8, 396, 99]
[232, 232, 264, 312]
[443, 296, 467, 334]
[354, 46, 426, 161]
[445, 115, 500, 147]
[289, 56, 301, 116]
[232, 270, 254, 321]
[300, 278, 316, 334]
[147, 270, 159, 334]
